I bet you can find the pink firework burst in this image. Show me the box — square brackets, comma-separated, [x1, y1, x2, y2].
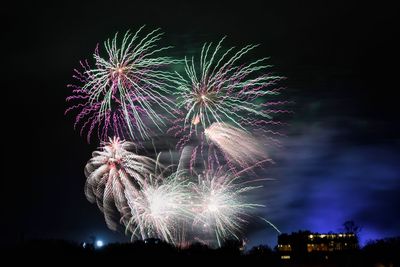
[65, 60, 147, 143]
[66, 27, 179, 143]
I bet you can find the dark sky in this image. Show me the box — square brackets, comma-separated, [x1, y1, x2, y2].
[3, 1, 399, 247]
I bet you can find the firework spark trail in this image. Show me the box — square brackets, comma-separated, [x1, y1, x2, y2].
[189, 165, 264, 247]
[204, 122, 268, 169]
[84, 137, 158, 230]
[66, 26, 179, 142]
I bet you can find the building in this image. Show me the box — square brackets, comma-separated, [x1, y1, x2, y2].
[277, 230, 359, 260]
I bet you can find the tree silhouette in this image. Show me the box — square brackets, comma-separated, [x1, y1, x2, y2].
[343, 220, 362, 236]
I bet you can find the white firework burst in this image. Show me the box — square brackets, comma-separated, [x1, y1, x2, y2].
[126, 170, 192, 244]
[190, 166, 263, 246]
[84, 137, 158, 230]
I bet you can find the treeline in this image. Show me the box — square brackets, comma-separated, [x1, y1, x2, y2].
[3, 237, 399, 266]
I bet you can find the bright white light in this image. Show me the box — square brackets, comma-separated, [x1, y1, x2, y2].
[96, 240, 104, 247]
[207, 194, 219, 212]
[207, 203, 218, 212]
[149, 193, 166, 217]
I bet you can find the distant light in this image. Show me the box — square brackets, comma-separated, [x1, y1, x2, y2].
[96, 240, 104, 248]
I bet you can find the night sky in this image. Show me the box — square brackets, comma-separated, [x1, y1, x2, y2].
[3, 1, 399, 248]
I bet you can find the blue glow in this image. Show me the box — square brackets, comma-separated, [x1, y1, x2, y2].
[96, 240, 104, 248]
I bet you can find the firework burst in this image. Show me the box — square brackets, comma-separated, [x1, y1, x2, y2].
[84, 137, 158, 230]
[66, 26, 178, 142]
[65, 60, 140, 142]
[169, 38, 286, 169]
[126, 170, 192, 244]
[172, 37, 284, 132]
[190, 166, 263, 247]
[70, 31, 286, 247]
[84, 138, 276, 246]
